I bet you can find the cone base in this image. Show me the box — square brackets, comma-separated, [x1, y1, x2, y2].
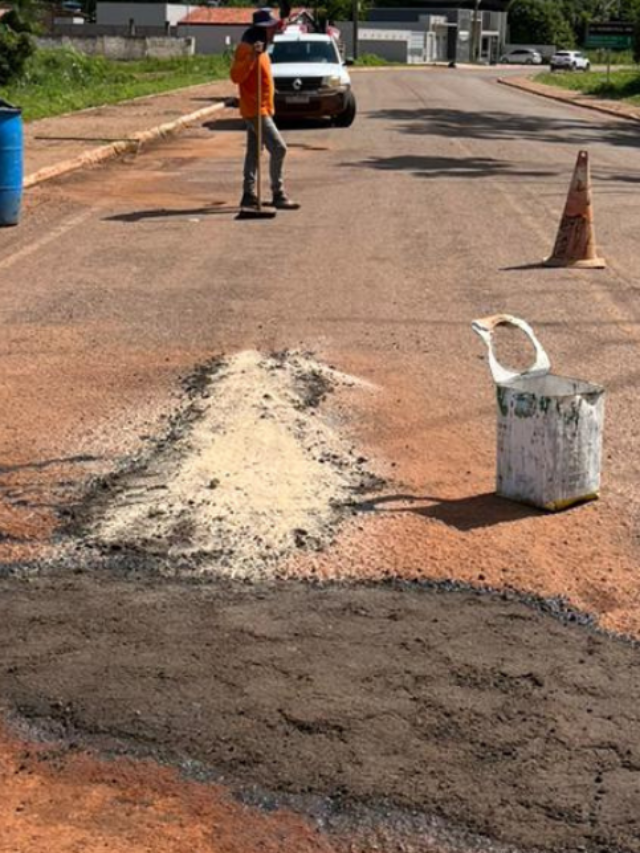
[543, 256, 606, 269]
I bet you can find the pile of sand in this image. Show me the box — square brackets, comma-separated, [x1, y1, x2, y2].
[90, 351, 377, 578]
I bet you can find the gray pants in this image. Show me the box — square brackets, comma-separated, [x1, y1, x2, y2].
[243, 116, 287, 198]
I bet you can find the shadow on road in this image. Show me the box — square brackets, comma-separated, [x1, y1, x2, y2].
[34, 136, 133, 144]
[344, 154, 559, 180]
[346, 151, 640, 185]
[203, 117, 333, 132]
[501, 261, 555, 270]
[203, 117, 245, 132]
[191, 96, 230, 103]
[104, 203, 233, 222]
[350, 492, 542, 531]
[365, 106, 640, 151]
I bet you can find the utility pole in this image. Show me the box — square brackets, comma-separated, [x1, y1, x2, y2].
[471, 0, 482, 63]
[602, 0, 622, 85]
[352, 0, 359, 60]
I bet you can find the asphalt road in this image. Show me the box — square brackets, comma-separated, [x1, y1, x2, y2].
[3, 67, 640, 625]
[3, 68, 640, 852]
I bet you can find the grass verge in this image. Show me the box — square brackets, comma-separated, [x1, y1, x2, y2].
[354, 53, 398, 66]
[583, 48, 635, 66]
[536, 68, 640, 105]
[0, 49, 231, 121]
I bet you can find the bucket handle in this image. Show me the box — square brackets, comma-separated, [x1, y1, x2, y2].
[472, 314, 551, 385]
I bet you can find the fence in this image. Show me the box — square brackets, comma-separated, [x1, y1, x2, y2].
[36, 34, 195, 60]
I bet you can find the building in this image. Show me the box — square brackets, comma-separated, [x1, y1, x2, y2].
[84, 0, 507, 63]
[366, 0, 509, 64]
[176, 6, 315, 55]
[96, 3, 199, 35]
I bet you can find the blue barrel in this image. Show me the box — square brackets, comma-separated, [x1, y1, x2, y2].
[0, 100, 23, 227]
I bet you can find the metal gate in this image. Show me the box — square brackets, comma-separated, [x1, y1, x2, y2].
[408, 31, 426, 63]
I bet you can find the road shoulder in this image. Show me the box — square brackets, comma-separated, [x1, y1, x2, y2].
[24, 80, 234, 187]
[499, 74, 640, 123]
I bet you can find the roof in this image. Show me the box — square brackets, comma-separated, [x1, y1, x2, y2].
[178, 6, 312, 26]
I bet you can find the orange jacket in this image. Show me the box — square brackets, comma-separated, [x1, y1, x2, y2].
[230, 43, 275, 119]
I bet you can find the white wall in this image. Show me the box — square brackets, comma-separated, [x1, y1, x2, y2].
[166, 3, 194, 26]
[177, 24, 246, 54]
[97, 3, 196, 28]
[337, 19, 418, 59]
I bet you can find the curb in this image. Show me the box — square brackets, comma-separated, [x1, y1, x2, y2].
[24, 100, 227, 189]
[350, 63, 490, 73]
[498, 76, 640, 126]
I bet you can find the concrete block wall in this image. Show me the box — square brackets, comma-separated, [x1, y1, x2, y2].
[54, 23, 169, 37]
[36, 34, 195, 60]
[360, 38, 408, 62]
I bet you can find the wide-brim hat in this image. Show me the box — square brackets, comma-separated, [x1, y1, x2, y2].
[253, 7, 279, 27]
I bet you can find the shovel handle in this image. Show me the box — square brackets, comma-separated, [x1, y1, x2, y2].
[256, 53, 262, 211]
[472, 314, 551, 385]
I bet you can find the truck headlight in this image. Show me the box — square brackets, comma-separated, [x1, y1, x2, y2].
[322, 75, 345, 88]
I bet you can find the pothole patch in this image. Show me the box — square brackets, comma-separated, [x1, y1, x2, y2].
[3, 577, 640, 852]
[84, 350, 381, 578]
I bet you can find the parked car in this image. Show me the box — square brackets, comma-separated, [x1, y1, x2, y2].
[550, 50, 591, 72]
[499, 48, 543, 65]
[269, 28, 356, 127]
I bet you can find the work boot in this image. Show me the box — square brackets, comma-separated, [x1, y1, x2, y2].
[271, 193, 300, 210]
[239, 192, 259, 209]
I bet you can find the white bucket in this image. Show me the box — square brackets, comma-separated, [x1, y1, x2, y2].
[473, 314, 605, 511]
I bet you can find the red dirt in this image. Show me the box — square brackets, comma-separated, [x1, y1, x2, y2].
[0, 721, 338, 853]
[284, 358, 639, 637]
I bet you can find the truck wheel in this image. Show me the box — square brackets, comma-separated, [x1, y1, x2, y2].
[334, 93, 356, 128]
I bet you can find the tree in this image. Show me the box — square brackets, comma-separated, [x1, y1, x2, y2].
[559, 0, 598, 44]
[311, 0, 369, 25]
[508, 0, 576, 47]
[4, 0, 42, 33]
[0, 0, 37, 86]
[0, 27, 35, 86]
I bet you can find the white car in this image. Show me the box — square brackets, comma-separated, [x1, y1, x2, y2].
[269, 29, 356, 127]
[500, 48, 543, 65]
[550, 50, 591, 72]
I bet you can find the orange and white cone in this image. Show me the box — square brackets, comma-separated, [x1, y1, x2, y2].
[545, 150, 605, 269]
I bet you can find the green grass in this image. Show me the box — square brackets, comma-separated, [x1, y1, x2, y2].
[353, 53, 392, 66]
[0, 49, 231, 121]
[583, 48, 635, 66]
[536, 68, 640, 104]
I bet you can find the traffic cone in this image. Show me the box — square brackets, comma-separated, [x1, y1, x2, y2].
[545, 150, 605, 269]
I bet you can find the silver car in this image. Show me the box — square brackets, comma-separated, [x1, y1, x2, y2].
[500, 48, 543, 65]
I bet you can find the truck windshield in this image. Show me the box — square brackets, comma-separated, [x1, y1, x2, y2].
[270, 41, 339, 63]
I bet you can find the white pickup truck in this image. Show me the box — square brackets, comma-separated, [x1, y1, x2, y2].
[269, 28, 357, 127]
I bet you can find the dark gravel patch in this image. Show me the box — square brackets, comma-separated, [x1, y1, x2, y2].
[1, 573, 639, 853]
